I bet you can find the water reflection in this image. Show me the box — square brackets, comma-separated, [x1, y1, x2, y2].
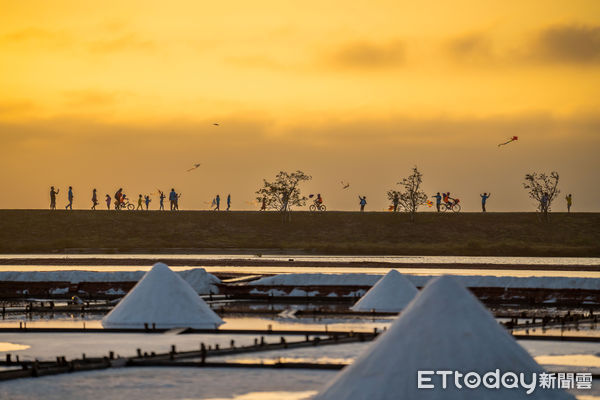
[174, 391, 317, 400]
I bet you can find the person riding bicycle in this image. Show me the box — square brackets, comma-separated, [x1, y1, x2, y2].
[114, 188, 123, 209]
[443, 192, 454, 205]
[316, 193, 323, 205]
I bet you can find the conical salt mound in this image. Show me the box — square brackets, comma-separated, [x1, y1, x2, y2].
[350, 269, 418, 312]
[102, 263, 224, 329]
[315, 275, 573, 400]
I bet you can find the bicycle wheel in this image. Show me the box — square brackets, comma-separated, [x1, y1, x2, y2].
[127, 204, 135, 211]
[320, 205, 326, 212]
[309, 204, 316, 212]
[441, 203, 449, 212]
[452, 203, 461, 212]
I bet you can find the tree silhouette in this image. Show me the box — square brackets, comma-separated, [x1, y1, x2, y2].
[387, 166, 428, 221]
[256, 170, 312, 214]
[523, 171, 560, 221]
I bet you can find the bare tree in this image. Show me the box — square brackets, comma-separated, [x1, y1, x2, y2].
[523, 171, 560, 221]
[256, 170, 312, 215]
[387, 166, 428, 221]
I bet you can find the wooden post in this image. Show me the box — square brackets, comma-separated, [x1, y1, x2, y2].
[137, 349, 142, 357]
[5, 354, 11, 363]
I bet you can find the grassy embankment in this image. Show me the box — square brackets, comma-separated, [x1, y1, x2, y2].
[0, 210, 599, 256]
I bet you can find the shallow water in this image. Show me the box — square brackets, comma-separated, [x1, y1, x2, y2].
[1, 264, 599, 278]
[1, 253, 599, 265]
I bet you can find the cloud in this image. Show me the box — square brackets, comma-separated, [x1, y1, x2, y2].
[89, 33, 155, 53]
[529, 24, 600, 64]
[329, 40, 405, 69]
[62, 90, 123, 108]
[0, 99, 36, 115]
[0, 28, 71, 48]
[445, 32, 494, 64]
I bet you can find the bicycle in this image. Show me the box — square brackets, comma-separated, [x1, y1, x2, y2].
[441, 199, 461, 212]
[115, 200, 135, 211]
[309, 200, 326, 212]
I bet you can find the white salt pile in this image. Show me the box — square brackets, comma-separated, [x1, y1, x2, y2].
[315, 275, 574, 400]
[350, 269, 418, 312]
[248, 273, 599, 290]
[101, 263, 224, 329]
[0, 268, 221, 294]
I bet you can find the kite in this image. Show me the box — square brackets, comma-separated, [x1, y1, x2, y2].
[186, 163, 202, 172]
[340, 181, 350, 189]
[426, 200, 434, 208]
[213, 123, 220, 127]
[498, 136, 518, 147]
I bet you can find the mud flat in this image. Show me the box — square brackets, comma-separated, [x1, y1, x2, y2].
[1, 210, 599, 256]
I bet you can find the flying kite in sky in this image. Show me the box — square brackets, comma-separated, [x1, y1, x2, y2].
[340, 181, 350, 189]
[186, 163, 202, 172]
[498, 136, 518, 147]
[213, 123, 220, 127]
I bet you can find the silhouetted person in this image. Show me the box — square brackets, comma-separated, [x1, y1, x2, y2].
[540, 192, 549, 213]
[480, 192, 491, 212]
[260, 196, 267, 211]
[566, 194, 572, 213]
[169, 189, 177, 210]
[137, 194, 143, 210]
[214, 194, 220, 211]
[144, 195, 151, 210]
[91, 189, 98, 210]
[65, 186, 74, 210]
[175, 192, 181, 210]
[432, 192, 442, 212]
[114, 188, 123, 210]
[49, 186, 59, 210]
[226, 194, 231, 211]
[392, 193, 399, 212]
[105, 194, 111, 210]
[359, 195, 367, 212]
[159, 191, 165, 210]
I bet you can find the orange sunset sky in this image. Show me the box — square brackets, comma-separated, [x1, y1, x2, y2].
[1, 1, 599, 211]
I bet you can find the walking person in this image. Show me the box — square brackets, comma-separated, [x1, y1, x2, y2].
[175, 192, 181, 210]
[432, 192, 442, 212]
[169, 188, 177, 210]
[65, 186, 74, 210]
[226, 194, 231, 211]
[540, 192, 549, 213]
[105, 194, 111, 210]
[91, 189, 98, 210]
[358, 195, 367, 212]
[392, 192, 399, 212]
[480, 192, 491, 212]
[260, 196, 267, 211]
[137, 194, 143, 210]
[49, 186, 60, 210]
[214, 194, 220, 211]
[159, 191, 165, 210]
[566, 194, 573, 213]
